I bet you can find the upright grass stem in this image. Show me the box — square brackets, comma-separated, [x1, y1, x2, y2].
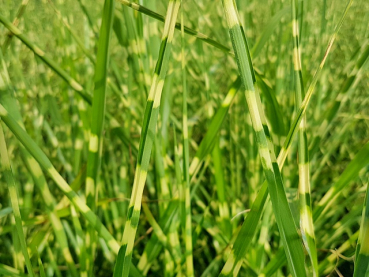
[85, 0, 115, 273]
[181, 2, 194, 275]
[220, 1, 306, 276]
[291, 0, 318, 275]
[114, 1, 181, 276]
[219, 0, 353, 275]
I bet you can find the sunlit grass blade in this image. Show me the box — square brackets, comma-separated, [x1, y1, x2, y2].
[220, 1, 306, 276]
[291, 0, 318, 275]
[180, 2, 194, 275]
[117, 0, 232, 55]
[219, 0, 353, 274]
[264, 140, 369, 275]
[114, 1, 181, 276]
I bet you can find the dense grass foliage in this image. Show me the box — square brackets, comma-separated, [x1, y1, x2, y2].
[0, 0, 368, 276]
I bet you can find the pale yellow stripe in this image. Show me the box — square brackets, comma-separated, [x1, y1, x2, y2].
[88, 134, 99, 153]
[300, 209, 314, 237]
[222, 252, 236, 274]
[148, 74, 158, 101]
[292, 19, 299, 37]
[245, 90, 263, 132]
[223, 0, 240, 28]
[360, 221, 369, 255]
[298, 163, 309, 194]
[153, 79, 164, 108]
[293, 47, 301, 71]
[0, 104, 8, 116]
[189, 156, 200, 175]
[222, 90, 235, 107]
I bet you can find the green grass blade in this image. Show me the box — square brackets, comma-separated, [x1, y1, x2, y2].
[354, 179, 369, 276]
[1, 0, 367, 275]
[85, 0, 115, 273]
[189, 77, 241, 176]
[263, 140, 369, 275]
[114, 1, 181, 276]
[251, 6, 290, 58]
[219, 0, 353, 274]
[181, 2, 194, 275]
[212, 137, 231, 238]
[117, 0, 232, 55]
[291, 0, 318, 275]
[220, 1, 306, 276]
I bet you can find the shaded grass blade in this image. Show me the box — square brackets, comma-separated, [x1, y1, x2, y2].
[85, 0, 115, 273]
[0, 123, 35, 277]
[353, 179, 369, 277]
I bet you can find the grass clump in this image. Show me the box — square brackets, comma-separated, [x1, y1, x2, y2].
[0, 0, 369, 276]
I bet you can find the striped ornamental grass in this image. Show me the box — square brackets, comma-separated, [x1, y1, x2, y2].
[0, 0, 369, 276]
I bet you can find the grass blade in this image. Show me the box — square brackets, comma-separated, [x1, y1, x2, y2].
[354, 179, 369, 276]
[117, 0, 232, 55]
[181, 2, 194, 275]
[114, 1, 181, 276]
[220, 1, 306, 276]
[219, 0, 353, 274]
[291, 0, 318, 275]
[85, 0, 115, 273]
